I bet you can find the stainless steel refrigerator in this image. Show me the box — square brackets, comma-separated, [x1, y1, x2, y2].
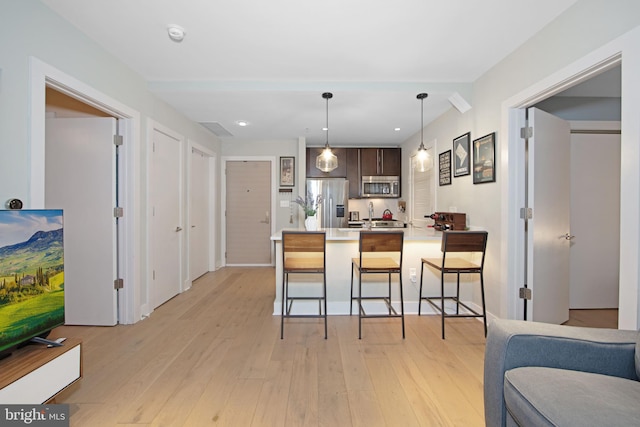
[306, 178, 349, 229]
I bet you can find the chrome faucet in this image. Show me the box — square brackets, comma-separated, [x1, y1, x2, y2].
[368, 202, 374, 228]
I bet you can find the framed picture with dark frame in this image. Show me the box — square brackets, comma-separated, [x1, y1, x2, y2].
[439, 150, 452, 186]
[453, 132, 471, 177]
[473, 132, 496, 184]
[279, 156, 295, 187]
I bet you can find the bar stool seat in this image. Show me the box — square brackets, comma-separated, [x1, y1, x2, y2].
[419, 230, 488, 339]
[281, 231, 327, 339]
[352, 258, 399, 270]
[350, 231, 405, 339]
[285, 257, 325, 270]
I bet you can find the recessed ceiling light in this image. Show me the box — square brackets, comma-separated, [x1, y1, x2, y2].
[236, 120, 249, 127]
[167, 25, 185, 42]
[394, 128, 401, 131]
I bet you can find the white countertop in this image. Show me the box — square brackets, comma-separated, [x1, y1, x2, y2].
[271, 225, 443, 241]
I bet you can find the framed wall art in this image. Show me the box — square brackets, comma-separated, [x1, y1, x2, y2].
[473, 132, 496, 184]
[453, 132, 471, 177]
[439, 150, 452, 186]
[279, 156, 295, 186]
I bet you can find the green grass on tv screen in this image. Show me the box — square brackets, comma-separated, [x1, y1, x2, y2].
[0, 278, 65, 352]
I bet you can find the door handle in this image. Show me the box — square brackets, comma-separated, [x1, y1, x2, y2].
[176, 226, 183, 232]
[563, 233, 575, 240]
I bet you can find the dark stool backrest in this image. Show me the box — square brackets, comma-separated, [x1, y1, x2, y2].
[441, 231, 488, 267]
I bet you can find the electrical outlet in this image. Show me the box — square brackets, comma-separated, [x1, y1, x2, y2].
[409, 268, 417, 283]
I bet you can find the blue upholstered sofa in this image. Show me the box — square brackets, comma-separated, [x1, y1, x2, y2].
[484, 319, 640, 426]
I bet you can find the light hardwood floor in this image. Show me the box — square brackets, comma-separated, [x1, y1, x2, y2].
[54, 267, 488, 426]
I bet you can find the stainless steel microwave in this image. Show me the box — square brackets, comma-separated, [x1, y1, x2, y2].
[361, 176, 400, 198]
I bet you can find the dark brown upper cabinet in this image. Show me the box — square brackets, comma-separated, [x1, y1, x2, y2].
[306, 147, 401, 198]
[305, 147, 347, 178]
[346, 148, 361, 198]
[359, 148, 401, 177]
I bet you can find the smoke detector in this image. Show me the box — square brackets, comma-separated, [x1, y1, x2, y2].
[167, 25, 185, 42]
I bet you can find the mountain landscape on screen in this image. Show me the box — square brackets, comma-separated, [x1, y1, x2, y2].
[0, 210, 65, 355]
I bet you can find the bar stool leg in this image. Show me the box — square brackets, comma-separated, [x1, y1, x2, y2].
[480, 271, 487, 337]
[399, 272, 405, 339]
[323, 274, 328, 339]
[358, 270, 363, 339]
[350, 263, 355, 316]
[281, 272, 287, 339]
[418, 261, 424, 315]
[456, 271, 461, 315]
[388, 272, 392, 315]
[440, 270, 446, 339]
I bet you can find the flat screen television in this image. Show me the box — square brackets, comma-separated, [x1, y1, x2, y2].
[0, 209, 64, 358]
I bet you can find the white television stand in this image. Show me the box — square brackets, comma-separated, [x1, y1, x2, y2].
[0, 337, 82, 404]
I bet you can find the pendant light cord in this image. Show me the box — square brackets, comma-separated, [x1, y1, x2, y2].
[316, 92, 338, 172]
[323, 92, 332, 149]
[420, 95, 424, 144]
[417, 93, 428, 151]
[326, 94, 329, 147]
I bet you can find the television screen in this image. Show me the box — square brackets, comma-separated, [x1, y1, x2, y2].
[0, 209, 64, 355]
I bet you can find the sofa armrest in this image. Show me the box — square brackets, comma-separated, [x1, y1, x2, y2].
[484, 319, 638, 427]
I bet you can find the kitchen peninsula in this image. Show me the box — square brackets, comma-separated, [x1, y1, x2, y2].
[271, 226, 482, 316]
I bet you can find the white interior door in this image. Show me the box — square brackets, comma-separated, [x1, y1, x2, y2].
[45, 117, 118, 326]
[190, 148, 210, 280]
[150, 129, 182, 309]
[528, 107, 571, 324]
[570, 131, 621, 308]
[225, 161, 271, 265]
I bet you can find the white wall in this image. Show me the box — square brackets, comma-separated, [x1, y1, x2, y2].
[400, 0, 640, 327]
[1, 3, 220, 204]
[0, 1, 221, 322]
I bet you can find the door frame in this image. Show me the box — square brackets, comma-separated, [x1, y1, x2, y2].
[29, 57, 140, 324]
[221, 156, 277, 266]
[502, 26, 640, 329]
[146, 120, 185, 314]
[505, 59, 621, 322]
[187, 139, 217, 287]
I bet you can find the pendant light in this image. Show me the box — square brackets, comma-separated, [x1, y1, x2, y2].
[415, 93, 431, 172]
[316, 92, 338, 172]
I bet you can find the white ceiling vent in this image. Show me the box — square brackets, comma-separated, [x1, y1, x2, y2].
[200, 122, 233, 137]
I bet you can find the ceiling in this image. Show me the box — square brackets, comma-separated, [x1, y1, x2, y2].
[41, 0, 578, 146]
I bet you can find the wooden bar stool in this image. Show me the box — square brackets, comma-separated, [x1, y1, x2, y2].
[419, 231, 488, 339]
[281, 231, 327, 339]
[350, 231, 405, 339]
